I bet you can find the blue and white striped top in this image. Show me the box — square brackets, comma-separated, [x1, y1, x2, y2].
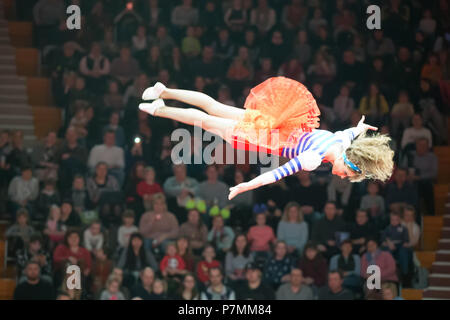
[272, 128, 360, 181]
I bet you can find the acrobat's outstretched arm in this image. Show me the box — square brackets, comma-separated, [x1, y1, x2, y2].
[228, 151, 322, 200]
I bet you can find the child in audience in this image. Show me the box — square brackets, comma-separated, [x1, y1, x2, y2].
[83, 220, 104, 254]
[100, 276, 126, 300]
[401, 205, 421, 248]
[71, 174, 90, 214]
[117, 209, 138, 249]
[196, 245, 221, 285]
[360, 181, 385, 225]
[136, 167, 163, 211]
[5, 208, 35, 248]
[36, 179, 60, 219]
[44, 205, 66, 246]
[148, 278, 168, 300]
[160, 242, 187, 278]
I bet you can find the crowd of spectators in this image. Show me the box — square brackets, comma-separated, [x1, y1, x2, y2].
[1, 0, 449, 300]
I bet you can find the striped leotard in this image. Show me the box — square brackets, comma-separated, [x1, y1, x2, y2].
[272, 127, 361, 181]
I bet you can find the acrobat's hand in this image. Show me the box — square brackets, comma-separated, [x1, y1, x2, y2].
[357, 115, 378, 132]
[228, 182, 253, 200]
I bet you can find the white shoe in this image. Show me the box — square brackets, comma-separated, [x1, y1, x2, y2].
[139, 99, 165, 116]
[142, 82, 166, 100]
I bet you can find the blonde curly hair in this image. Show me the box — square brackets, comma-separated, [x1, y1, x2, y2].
[345, 132, 395, 183]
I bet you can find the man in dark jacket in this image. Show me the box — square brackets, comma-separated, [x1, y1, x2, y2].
[311, 202, 347, 259]
[13, 261, 55, 300]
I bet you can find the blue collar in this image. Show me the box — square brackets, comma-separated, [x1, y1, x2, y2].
[342, 153, 361, 174]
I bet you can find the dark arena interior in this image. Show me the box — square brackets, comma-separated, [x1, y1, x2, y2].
[0, 0, 449, 303]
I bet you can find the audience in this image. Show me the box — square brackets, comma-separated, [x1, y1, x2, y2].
[3, 0, 448, 301]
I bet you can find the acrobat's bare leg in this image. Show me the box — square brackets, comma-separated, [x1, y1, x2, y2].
[142, 83, 245, 120]
[139, 100, 236, 139]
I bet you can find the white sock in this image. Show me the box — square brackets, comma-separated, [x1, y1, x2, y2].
[142, 82, 166, 100]
[139, 99, 165, 116]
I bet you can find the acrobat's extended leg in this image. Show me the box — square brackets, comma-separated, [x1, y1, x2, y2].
[142, 82, 245, 120]
[139, 100, 236, 139]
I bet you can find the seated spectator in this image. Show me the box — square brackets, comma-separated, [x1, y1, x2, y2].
[136, 166, 163, 211]
[16, 234, 52, 284]
[402, 206, 421, 249]
[139, 193, 179, 252]
[79, 42, 110, 94]
[400, 114, 433, 153]
[110, 46, 140, 89]
[200, 267, 235, 300]
[163, 164, 199, 208]
[86, 162, 122, 227]
[149, 26, 176, 60]
[225, 234, 253, 285]
[327, 175, 352, 215]
[311, 202, 346, 259]
[381, 282, 404, 300]
[83, 221, 104, 254]
[408, 138, 438, 215]
[361, 238, 398, 284]
[31, 131, 59, 182]
[123, 73, 150, 107]
[381, 212, 412, 283]
[100, 276, 126, 300]
[360, 182, 386, 224]
[254, 57, 276, 84]
[36, 178, 60, 220]
[277, 202, 308, 256]
[213, 28, 235, 63]
[88, 130, 125, 186]
[333, 85, 354, 130]
[293, 29, 311, 66]
[277, 57, 305, 83]
[250, 0, 276, 35]
[130, 267, 155, 300]
[160, 242, 187, 282]
[208, 215, 235, 260]
[385, 168, 418, 215]
[13, 261, 55, 300]
[70, 175, 90, 216]
[181, 26, 202, 58]
[109, 268, 131, 299]
[44, 205, 66, 247]
[329, 240, 361, 293]
[263, 241, 295, 290]
[56, 127, 88, 191]
[367, 30, 395, 59]
[7, 130, 31, 176]
[196, 245, 221, 285]
[307, 50, 336, 86]
[224, 0, 248, 34]
[148, 278, 168, 300]
[317, 271, 353, 300]
[171, 273, 200, 300]
[276, 268, 314, 300]
[60, 199, 81, 229]
[171, 0, 199, 29]
[91, 248, 112, 296]
[176, 236, 196, 273]
[390, 91, 415, 140]
[6, 208, 35, 249]
[118, 209, 139, 250]
[281, 0, 307, 30]
[8, 166, 39, 219]
[236, 262, 275, 300]
[103, 81, 124, 116]
[247, 211, 277, 259]
[348, 209, 378, 254]
[102, 112, 126, 148]
[297, 242, 328, 291]
[196, 165, 230, 209]
[116, 232, 159, 288]
[287, 171, 326, 228]
[131, 25, 149, 62]
[358, 83, 389, 127]
[53, 230, 92, 283]
[101, 27, 119, 59]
